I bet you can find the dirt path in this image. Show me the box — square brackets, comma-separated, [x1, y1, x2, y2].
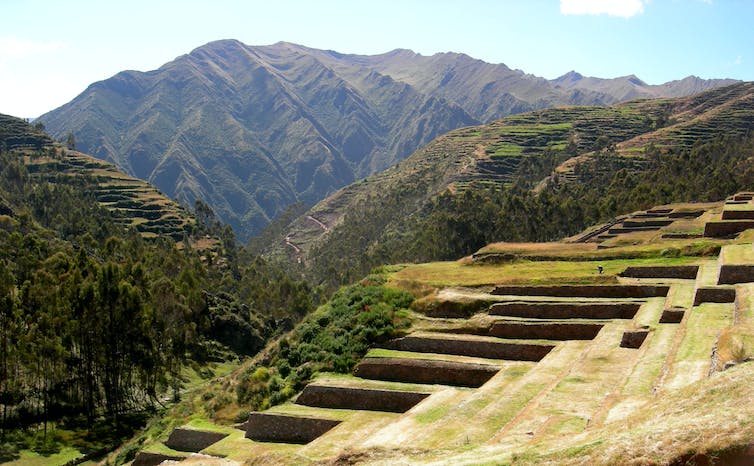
[284, 235, 302, 263]
[307, 215, 329, 232]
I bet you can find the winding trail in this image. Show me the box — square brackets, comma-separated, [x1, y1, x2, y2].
[307, 215, 329, 232]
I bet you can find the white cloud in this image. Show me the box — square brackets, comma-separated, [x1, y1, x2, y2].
[560, 0, 647, 18]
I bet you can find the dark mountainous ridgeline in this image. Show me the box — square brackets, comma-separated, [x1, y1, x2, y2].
[38, 39, 736, 240]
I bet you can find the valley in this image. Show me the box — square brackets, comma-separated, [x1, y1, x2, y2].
[2, 33, 754, 466]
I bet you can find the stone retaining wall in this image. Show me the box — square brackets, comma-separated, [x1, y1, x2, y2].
[668, 210, 704, 218]
[718, 265, 754, 284]
[164, 428, 228, 453]
[659, 308, 685, 323]
[703, 221, 754, 237]
[608, 226, 661, 234]
[381, 335, 554, 361]
[132, 452, 186, 466]
[721, 210, 754, 220]
[491, 284, 669, 298]
[619, 265, 699, 279]
[488, 302, 639, 319]
[488, 322, 603, 340]
[245, 412, 341, 444]
[620, 330, 649, 348]
[693, 287, 736, 305]
[622, 219, 674, 228]
[295, 385, 429, 412]
[353, 357, 499, 387]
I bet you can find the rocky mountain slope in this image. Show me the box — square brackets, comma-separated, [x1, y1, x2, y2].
[38, 40, 736, 239]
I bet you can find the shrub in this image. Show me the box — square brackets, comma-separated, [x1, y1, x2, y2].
[235, 282, 413, 410]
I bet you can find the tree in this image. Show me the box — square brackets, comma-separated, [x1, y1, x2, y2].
[65, 132, 76, 150]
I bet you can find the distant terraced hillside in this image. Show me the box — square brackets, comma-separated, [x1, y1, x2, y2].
[0, 113, 193, 240]
[259, 83, 754, 282]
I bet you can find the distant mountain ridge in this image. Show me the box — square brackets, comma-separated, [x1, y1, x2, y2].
[38, 39, 738, 238]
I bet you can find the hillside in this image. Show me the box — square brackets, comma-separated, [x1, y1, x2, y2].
[259, 82, 754, 286]
[117, 196, 754, 465]
[38, 40, 735, 239]
[0, 115, 316, 464]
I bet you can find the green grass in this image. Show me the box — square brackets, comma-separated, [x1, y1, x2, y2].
[389, 256, 702, 288]
[677, 303, 734, 362]
[5, 447, 83, 466]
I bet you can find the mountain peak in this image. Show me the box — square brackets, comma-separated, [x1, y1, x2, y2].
[624, 74, 646, 86]
[553, 71, 584, 83]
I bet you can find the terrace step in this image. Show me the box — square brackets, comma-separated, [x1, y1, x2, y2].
[489, 301, 639, 320]
[245, 412, 341, 444]
[667, 210, 704, 218]
[354, 357, 500, 387]
[132, 452, 186, 466]
[489, 321, 604, 340]
[618, 265, 699, 279]
[491, 284, 669, 298]
[295, 384, 430, 413]
[164, 428, 228, 453]
[621, 219, 674, 228]
[608, 226, 662, 234]
[379, 332, 554, 361]
[693, 286, 736, 305]
[704, 220, 754, 237]
[721, 210, 754, 220]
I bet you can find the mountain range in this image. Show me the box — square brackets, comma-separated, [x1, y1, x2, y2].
[38, 39, 737, 238]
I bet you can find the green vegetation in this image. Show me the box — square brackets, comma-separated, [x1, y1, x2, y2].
[0, 117, 315, 461]
[235, 279, 413, 412]
[304, 133, 754, 288]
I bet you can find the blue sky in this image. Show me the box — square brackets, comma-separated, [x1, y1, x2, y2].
[1, 0, 752, 118]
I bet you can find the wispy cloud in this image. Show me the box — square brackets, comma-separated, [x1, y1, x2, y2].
[734, 55, 742, 66]
[560, 0, 647, 18]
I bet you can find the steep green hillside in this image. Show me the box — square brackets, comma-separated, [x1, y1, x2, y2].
[259, 83, 754, 287]
[38, 40, 734, 240]
[0, 115, 315, 464]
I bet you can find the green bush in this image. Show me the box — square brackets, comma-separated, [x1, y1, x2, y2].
[236, 282, 413, 410]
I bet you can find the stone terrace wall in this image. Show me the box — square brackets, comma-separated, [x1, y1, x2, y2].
[620, 331, 649, 348]
[245, 412, 340, 444]
[354, 357, 499, 387]
[381, 335, 554, 361]
[489, 302, 639, 320]
[489, 322, 603, 340]
[659, 308, 686, 323]
[164, 428, 228, 452]
[491, 285, 669, 298]
[722, 210, 754, 220]
[132, 452, 186, 466]
[693, 287, 736, 305]
[619, 266, 699, 279]
[296, 385, 429, 412]
[718, 265, 754, 284]
[704, 221, 754, 237]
